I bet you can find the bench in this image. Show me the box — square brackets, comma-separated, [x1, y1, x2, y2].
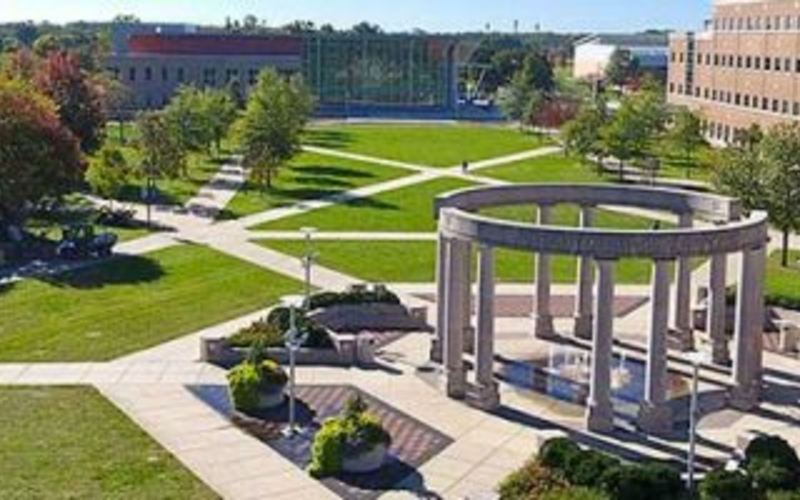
[775, 320, 800, 353]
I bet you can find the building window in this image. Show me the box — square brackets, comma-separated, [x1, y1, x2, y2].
[737, 55, 743, 68]
[145, 67, 152, 81]
[704, 88, 710, 99]
[226, 68, 239, 83]
[669, 82, 675, 93]
[794, 102, 800, 116]
[712, 89, 718, 101]
[765, 57, 772, 70]
[177, 67, 185, 82]
[203, 68, 216, 86]
[744, 95, 750, 107]
[695, 86, 701, 97]
[671, 51, 676, 63]
[775, 58, 781, 71]
[129, 67, 136, 82]
[705, 53, 711, 65]
[735, 93, 741, 105]
[763, 97, 769, 110]
[697, 53, 703, 64]
[729, 55, 735, 66]
[161, 67, 168, 81]
[783, 100, 790, 114]
[753, 95, 758, 108]
[786, 58, 792, 72]
[714, 54, 719, 66]
[773, 99, 779, 112]
[679, 52, 684, 63]
[248, 69, 259, 85]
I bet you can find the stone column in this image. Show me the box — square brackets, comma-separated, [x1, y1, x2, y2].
[575, 206, 595, 339]
[471, 244, 500, 410]
[708, 253, 731, 365]
[535, 204, 555, 338]
[444, 238, 469, 399]
[673, 213, 694, 349]
[730, 245, 766, 410]
[431, 233, 449, 363]
[638, 259, 673, 434]
[459, 241, 475, 355]
[586, 258, 616, 433]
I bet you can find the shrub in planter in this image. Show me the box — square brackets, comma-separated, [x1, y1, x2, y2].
[540, 486, 609, 500]
[745, 435, 800, 491]
[308, 394, 391, 478]
[228, 318, 284, 348]
[267, 307, 332, 348]
[700, 469, 755, 500]
[227, 359, 288, 412]
[497, 458, 568, 500]
[599, 462, 682, 500]
[539, 437, 582, 473]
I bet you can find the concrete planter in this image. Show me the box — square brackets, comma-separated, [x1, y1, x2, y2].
[258, 384, 286, 409]
[341, 443, 388, 474]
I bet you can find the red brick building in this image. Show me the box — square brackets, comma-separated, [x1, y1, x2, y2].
[668, 0, 800, 144]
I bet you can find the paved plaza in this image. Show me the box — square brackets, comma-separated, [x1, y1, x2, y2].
[3, 137, 800, 499]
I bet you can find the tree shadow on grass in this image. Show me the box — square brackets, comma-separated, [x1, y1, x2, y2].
[293, 175, 355, 189]
[297, 164, 376, 180]
[37, 254, 165, 290]
[304, 129, 353, 150]
[342, 196, 400, 211]
[0, 280, 15, 296]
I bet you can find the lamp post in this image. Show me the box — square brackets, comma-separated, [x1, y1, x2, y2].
[684, 349, 709, 493]
[299, 227, 318, 309]
[281, 294, 308, 439]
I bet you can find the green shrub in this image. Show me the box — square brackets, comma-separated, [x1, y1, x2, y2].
[227, 363, 261, 411]
[539, 438, 582, 473]
[307, 394, 390, 478]
[498, 459, 568, 500]
[266, 307, 332, 348]
[700, 469, 756, 500]
[227, 360, 287, 411]
[768, 490, 800, 500]
[745, 436, 800, 491]
[566, 449, 620, 488]
[228, 318, 283, 348]
[540, 486, 609, 500]
[599, 462, 683, 500]
[308, 289, 400, 310]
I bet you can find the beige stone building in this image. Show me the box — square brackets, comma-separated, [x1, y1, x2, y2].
[668, 0, 800, 143]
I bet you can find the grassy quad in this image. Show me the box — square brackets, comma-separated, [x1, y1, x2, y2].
[766, 250, 800, 308]
[0, 386, 217, 499]
[220, 152, 412, 220]
[254, 177, 476, 232]
[0, 244, 300, 362]
[304, 124, 550, 167]
[478, 153, 606, 184]
[258, 239, 659, 285]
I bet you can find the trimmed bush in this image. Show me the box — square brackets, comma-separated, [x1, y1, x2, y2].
[745, 436, 800, 491]
[539, 437, 582, 472]
[540, 486, 609, 500]
[599, 461, 683, 500]
[228, 318, 283, 348]
[700, 469, 756, 500]
[308, 394, 391, 478]
[308, 289, 400, 310]
[266, 307, 332, 348]
[565, 449, 620, 488]
[498, 459, 569, 500]
[768, 490, 800, 500]
[227, 360, 288, 411]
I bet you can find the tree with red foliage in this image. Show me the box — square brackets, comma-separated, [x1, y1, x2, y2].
[529, 97, 580, 130]
[0, 78, 84, 223]
[36, 51, 106, 153]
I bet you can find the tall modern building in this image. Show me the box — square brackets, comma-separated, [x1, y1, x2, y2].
[107, 24, 466, 119]
[668, 0, 800, 144]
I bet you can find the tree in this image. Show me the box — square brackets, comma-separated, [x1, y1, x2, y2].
[600, 98, 649, 179]
[733, 123, 764, 151]
[282, 20, 316, 33]
[164, 86, 237, 157]
[715, 123, 800, 267]
[562, 103, 608, 170]
[203, 88, 238, 152]
[606, 48, 640, 87]
[86, 145, 129, 206]
[351, 22, 383, 35]
[30, 50, 106, 153]
[666, 107, 706, 178]
[700, 469, 755, 500]
[135, 111, 187, 223]
[235, 69, 313, 190]
[0, 78, 84, 224]
[519, 51, 555, 93]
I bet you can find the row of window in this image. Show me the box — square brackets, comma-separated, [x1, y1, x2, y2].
[704, 121, 740, 143]
[715, 14, 800, 32]
[672, 51, 800, 75]
[109, 66, 262, 86]
[669, 82, 800, 117]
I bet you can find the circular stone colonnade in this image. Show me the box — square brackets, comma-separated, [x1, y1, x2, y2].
[431, 184, 769, 434]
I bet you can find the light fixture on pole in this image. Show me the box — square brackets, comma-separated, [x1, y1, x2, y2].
[683, 348, 709, 493]
[281, 294, 308, 439]
[299, 227, 318, 310]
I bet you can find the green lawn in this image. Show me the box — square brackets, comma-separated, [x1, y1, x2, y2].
[220, 152, 411, 220]
[304, 124, 549, 167]
[0, 244, 301, 361]
[0, 387, 217, 499]
[254, 177, 476, 232]
[258, 239, 658, 285]
[479, 153, 606, 184]
[766, 250, 800, 308]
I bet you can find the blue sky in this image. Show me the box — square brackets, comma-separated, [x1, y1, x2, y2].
[2, 0, 711, 33]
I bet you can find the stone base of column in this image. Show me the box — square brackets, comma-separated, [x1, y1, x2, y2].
[429, 338, 443, 363]
[586, 402, 614, 433]
[729, 383, 760, 411]
[637, 402, 673, 435]
[574, 314, 593, 340]
[711, 341, 732, 366]
[463, 326, 476, 355]
[446, 369, 467, 399]
[671, 328, 695, 351]
[466, 381, 501, 411]
[534, 314, 556, 339]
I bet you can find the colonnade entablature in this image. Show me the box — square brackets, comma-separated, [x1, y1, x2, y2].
[433, 184, 770, 434]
